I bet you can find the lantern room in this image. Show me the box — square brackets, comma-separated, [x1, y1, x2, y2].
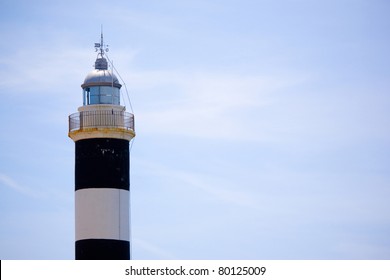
[81, 57, 122, 106]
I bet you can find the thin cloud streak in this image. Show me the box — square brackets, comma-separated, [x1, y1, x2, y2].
[0, 173, 38, 198]
[0, 47, 90, 93]
[136, 158, 260, 211]
[132, 70, 309, 142]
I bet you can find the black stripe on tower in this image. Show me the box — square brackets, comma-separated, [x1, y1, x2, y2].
[76, 239, 130, 260]
[75, 138, 129, 190]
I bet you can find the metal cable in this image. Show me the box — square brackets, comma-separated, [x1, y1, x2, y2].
[105, 53, 134, 114]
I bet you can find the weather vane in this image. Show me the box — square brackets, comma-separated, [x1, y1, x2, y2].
[95, 26, 109, 57]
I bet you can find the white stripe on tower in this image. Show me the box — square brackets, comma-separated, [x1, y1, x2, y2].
[75, 189, 129, 241]
[68, 32, 135, 260]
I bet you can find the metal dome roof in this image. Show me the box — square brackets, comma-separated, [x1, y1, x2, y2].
[81, 69, 122, 89]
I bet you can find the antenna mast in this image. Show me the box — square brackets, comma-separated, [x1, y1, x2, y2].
[95, 26, 109, 57]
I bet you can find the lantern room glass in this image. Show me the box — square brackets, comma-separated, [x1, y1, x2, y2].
[83, 86, 120, 105]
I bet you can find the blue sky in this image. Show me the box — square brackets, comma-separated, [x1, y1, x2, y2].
[0, 0, 390, 259]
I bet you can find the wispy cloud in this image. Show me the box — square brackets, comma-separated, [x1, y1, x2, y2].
[0, 173, 38, 198]
[0, 172, 73, 204]
[131, 70, 308, 142]
[0, 47, 90, 93]
[136, 158, 260, 211]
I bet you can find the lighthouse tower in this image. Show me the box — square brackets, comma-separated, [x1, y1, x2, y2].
[68, 33, 135, 260]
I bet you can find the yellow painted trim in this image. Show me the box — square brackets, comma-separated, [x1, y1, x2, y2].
[69, 127, 135, 142]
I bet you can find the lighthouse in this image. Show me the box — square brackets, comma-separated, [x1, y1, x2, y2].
[68, 33, 135, 260]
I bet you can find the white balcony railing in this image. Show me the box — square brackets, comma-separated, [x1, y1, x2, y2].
[69, 110, 134, 133]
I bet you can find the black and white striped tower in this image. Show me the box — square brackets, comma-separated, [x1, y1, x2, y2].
[68, 33, 135, 260]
